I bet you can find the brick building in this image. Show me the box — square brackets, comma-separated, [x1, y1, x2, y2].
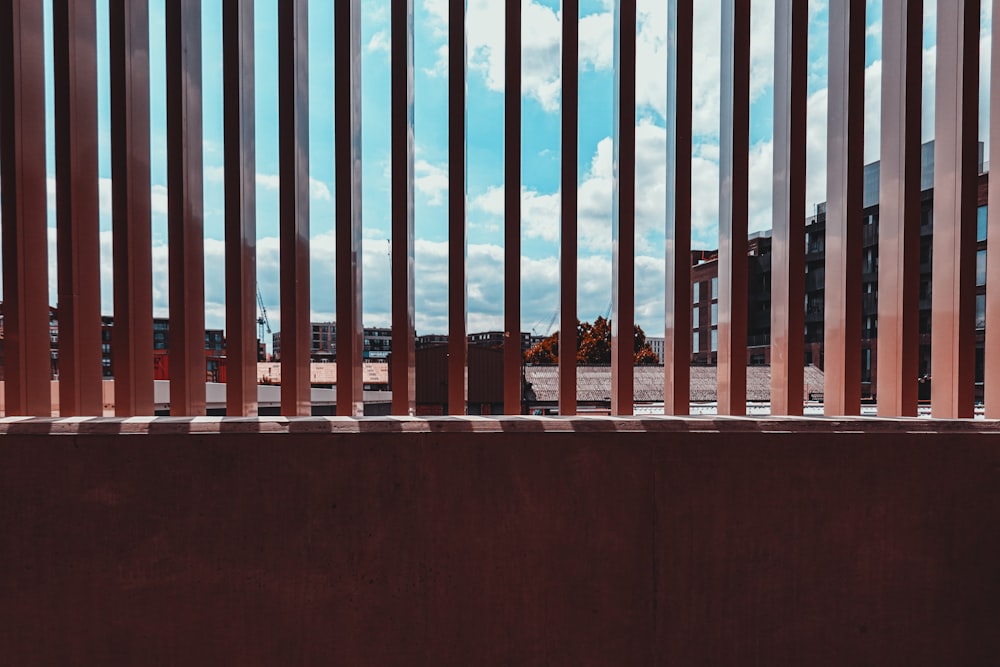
[692, 141, 988, 401]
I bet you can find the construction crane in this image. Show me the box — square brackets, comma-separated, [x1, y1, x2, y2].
[545, 309, 559, 335]
[257, 286, 272, 344]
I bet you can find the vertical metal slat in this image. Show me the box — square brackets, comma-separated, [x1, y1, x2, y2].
[223, 0, 257, 417]
[931, 0, 979, 418]
[53, 0, 103, 416]
[559, 0, 579, 417]
[664, 0, 693, 415]
[611, 0, 636, 416]
[391, 0, 416, 416]
[770, 0, 807, 416]
[166, 0, 207, 416]
[987, 0, 1000, 418]
[278, 0, 310, 416]
[109, 0, 154, 416]
[877, 0, 922, 417]
[824, 0, 865, 416]
[448, 0, 467, 415]
[505, 0, 524, 416]
[0, 1, 52, 416]
[718, 0, 750, 416]
[335, 0, 364, 417]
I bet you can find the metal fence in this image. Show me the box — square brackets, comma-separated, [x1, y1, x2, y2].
[0, 0, 994, 418]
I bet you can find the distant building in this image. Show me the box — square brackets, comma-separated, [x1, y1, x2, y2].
[691, 140, 988, 401]
[645, 336, 665, 364]
[415, 333, 449, 349]
[272, 323, 392, 362]
[0, 308, 227, 383]
[467, 330, 533, 351]
[119, 316, 225, 382]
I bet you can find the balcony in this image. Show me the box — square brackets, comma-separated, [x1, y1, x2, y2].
[1, 0, 998, 662]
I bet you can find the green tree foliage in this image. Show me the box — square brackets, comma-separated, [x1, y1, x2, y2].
[525, 316, 660, 365]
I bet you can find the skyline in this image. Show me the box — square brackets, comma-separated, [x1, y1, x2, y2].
[11, 0, 996, 340]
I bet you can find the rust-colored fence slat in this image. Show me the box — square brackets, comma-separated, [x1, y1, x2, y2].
[165, 0, 207, 416]
[223, 0, 257, 417]
[279, 0, 310, 416]
[335, 0, 364, 417]
[876, 0, 922, 417]
[718, 0, 750, 416]
[391, 0, 416, 416]
[559, 0, 578, 417]
[448, 0, 467, 415]
[931, 0, 979, 419]
[53, 0, 103, 416]
[109, 0, 154, 417]
[664, 0, 693, 416]
[506, 0, 524, 416]
[988, 0, 1000, 418]
[823, 0, 865, 417]
[611, 0, 636, 416]
[769, 0, 807, 416]
[0, 1, 51, 416]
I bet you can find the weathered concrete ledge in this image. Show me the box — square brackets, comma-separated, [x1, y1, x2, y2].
[2, 414, 1000, 436]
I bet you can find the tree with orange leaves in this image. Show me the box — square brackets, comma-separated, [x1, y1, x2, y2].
[525, 316, 659, 365]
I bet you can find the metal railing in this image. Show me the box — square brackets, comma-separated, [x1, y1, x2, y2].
[0, 0, 995, 419]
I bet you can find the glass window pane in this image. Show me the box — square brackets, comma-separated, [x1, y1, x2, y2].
[977, 250, 987, 286]
[978, 205, 988, 242]
[977, 294, 986, 330]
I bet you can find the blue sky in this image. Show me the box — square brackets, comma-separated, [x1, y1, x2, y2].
[24, 0, 995, 342]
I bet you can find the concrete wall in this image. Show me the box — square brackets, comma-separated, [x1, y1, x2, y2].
[2, 417, 999, 665]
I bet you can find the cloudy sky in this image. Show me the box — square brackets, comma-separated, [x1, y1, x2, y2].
[27, 0, 994, 341]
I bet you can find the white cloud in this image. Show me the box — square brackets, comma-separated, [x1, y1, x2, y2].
[251, 173, 333, 202]
[368, 30, 390, 56]
[470, 185, 561, 243]
[401, 238, 647, 335]
[415, 159, 449, 205]
[424, 0, 614, 111]
[151, 185, 169, 216]
[310, 179, 333, 202]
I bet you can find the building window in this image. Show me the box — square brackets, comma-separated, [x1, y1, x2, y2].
[977, 294, 986, 330]
[692, 305, 699, 325]
[711, 277, 718, 300]
[711, 303, 718, 326]
[692, 330, 700, 352]
[978, 205, 988, 242]
[693, 282, 700, 303]
[710, 328, 718, 352]
[977, 249, 987, 286]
